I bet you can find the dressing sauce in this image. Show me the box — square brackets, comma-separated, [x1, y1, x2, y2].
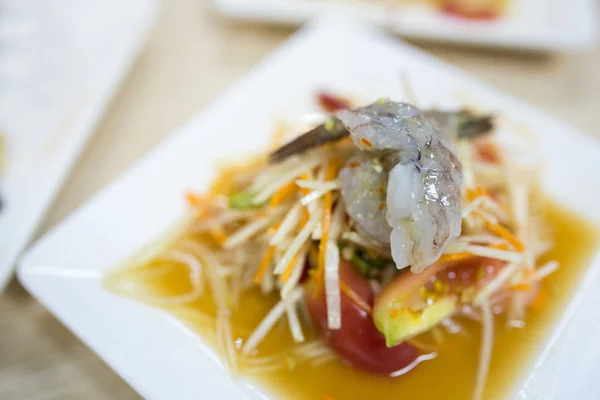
[109, 202, 598, 400]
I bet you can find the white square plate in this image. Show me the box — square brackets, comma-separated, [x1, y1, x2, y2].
[18, 16, 600, 400]
[214, 0, 598, 51]
[0, 0, 157, 289]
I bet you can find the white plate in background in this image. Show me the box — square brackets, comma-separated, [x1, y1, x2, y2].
[0, 0, 158, 290]
[214, 0, 598, 50]
[18, 16, 600, 400]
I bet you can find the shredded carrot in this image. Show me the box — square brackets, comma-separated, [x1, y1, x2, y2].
[438, 243, 509, 263]
[208, 227, 227, 245]
[186, 192, 202, 205]
[309, 245, 319, 265]
[523, 268, 536, 280]
[347, 161, 361, 168]
[438, 252, 476, 263]
[269, 181, 296, 207]
[485, 221, 525, 252]
[186, 192, 210, 214]
[360, 138, 372, 148]
[466, 187, 489, 201]
[298, 173, 311, 194]
[187, 192, 226, 244]
[253, 246, 276, 285]
[280, 254, 299, 284]
[510, 283, 532, 292]
[340, 280, 372, 315]
[491, 243, 510, 250]
[476, 140, 501, 164]
[389, 308, 399, 319]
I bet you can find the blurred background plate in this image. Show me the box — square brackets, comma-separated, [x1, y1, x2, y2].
[214, 0, 598, 50]
[0, 0, 158, 290]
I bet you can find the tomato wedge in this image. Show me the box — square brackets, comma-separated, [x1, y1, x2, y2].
[307, 261, 419, 375]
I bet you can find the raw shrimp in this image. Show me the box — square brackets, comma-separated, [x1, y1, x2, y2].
[268, 105, 492, 163]
[337, 100, 463, 272]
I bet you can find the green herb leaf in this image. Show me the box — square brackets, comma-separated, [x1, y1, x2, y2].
[351, 253, 371, 276]
[229, 191, 256, 209]
[351, 250, 392, 277]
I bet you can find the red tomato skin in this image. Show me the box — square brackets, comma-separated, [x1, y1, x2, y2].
[306, 261, 419, 375]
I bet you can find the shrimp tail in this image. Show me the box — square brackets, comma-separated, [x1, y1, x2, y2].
[423, 110, 494, 140]
[268, 118, 348, 163]
[456, 114, 494, 139]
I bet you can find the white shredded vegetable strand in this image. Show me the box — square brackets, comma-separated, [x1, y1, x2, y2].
[299, 345, 335, 363]
[533, 240, 554, 258]
[328, 200, 346, 241]
[459, 234, 507, 245]
[295, 179, 340, 191]
[149, 250, 204, 304]
[473, 263, 519, 306]
[481, 196, 508, 222]
[389, 352, 437, 378]
[252, 157, 326, 204]
[242, 287, 303, 355]
[441, 317, 462, 335]
[311, 222, 323, 240]
[224, 209, 283, 249]
[191, 211, 252, 233]
[273, 210, 322, 274]
[465, 244, 523, 264]
[300, 189, 330, 206]
[507, 292, 526, 329]
[474, 163, 505, 189]
[443, 241, 468, 254]
[310, 353, 338, 367]
[261, 264, 274, 295]
[460, 305, 481, 321]
[284, 295, 305, 343]
[462, 196, 485, 218]
[216, 310, 238, 376]
[251, 150, 322, 191]
[531, 260, 560, 282]
[280, 250, 308, 298]
[291, 340, 327, 357]
[180, 241, 229, 310]
[324, 241, 341, 330]
[474, 299, 494, 400]
[217, 265, 234, 278]
[270, 203, 302, 246]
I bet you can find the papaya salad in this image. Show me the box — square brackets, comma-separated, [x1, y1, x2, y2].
[107, 93, 565, 400]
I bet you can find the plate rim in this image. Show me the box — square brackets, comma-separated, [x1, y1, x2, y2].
[213, 0, 599, 50]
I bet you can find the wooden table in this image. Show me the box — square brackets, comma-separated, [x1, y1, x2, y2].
[2, 1, 599, 398]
